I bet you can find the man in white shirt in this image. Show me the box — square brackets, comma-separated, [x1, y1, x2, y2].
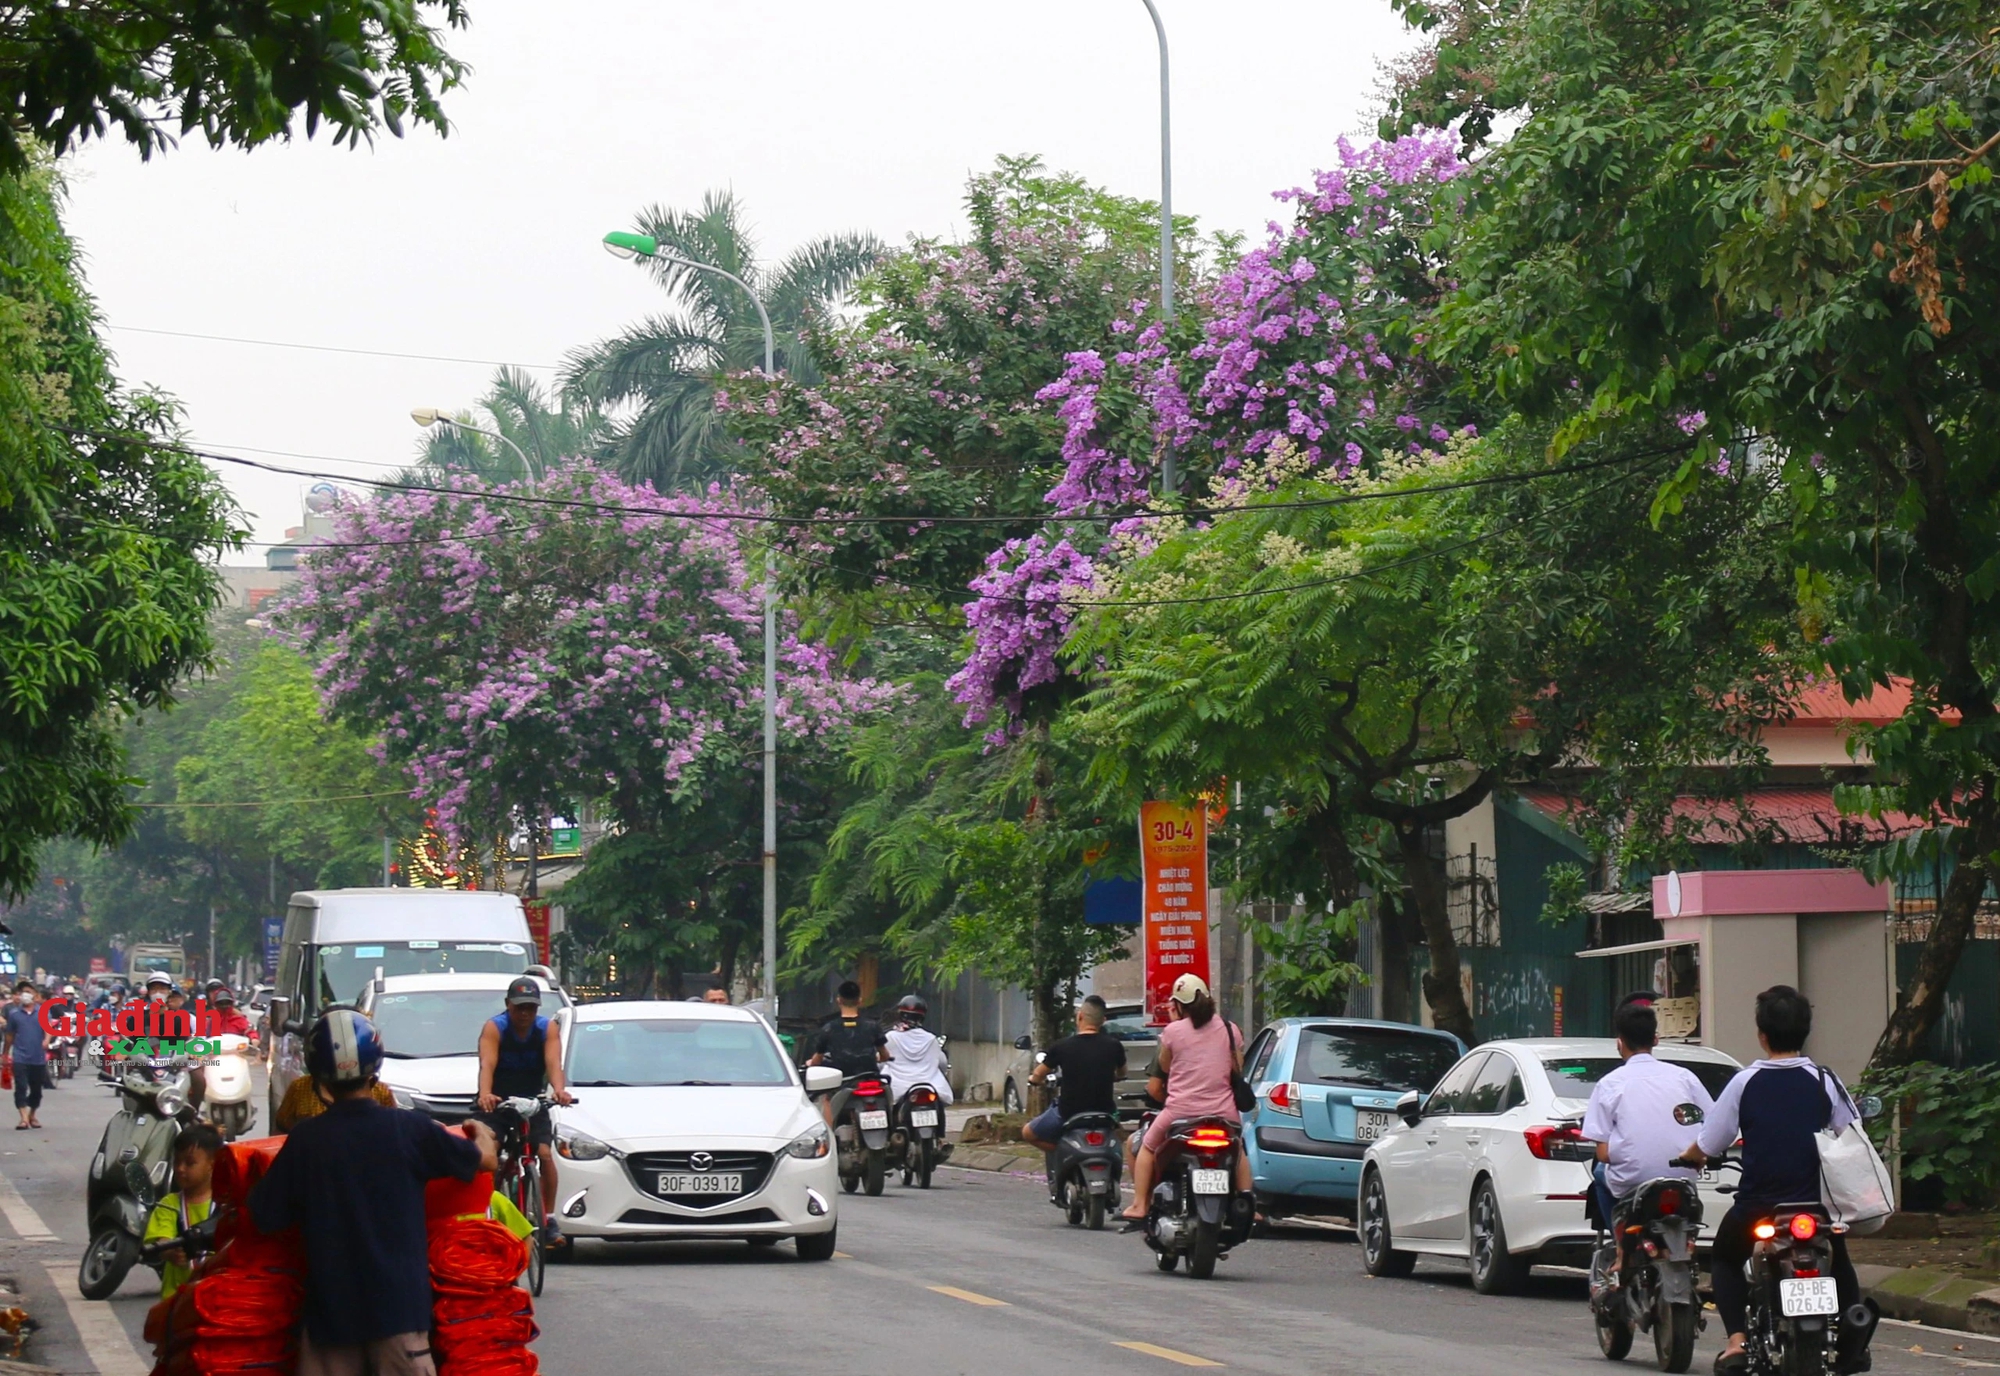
[1581, 998, 1715, 1247]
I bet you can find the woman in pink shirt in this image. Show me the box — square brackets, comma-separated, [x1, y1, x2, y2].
[1120, 975, 1252, 1220]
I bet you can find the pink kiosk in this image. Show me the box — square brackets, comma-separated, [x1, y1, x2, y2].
[1648, 868, 1893, 1082]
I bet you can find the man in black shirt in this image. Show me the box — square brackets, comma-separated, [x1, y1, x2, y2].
[805, 980, 888, 1126]
[1022, 1000, 1127, 1150]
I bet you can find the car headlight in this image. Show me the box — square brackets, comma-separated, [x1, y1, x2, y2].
[389, 1086, 417, 1111]
[555, 1128, 618, 1162]
[784, 1125, 830, 1160]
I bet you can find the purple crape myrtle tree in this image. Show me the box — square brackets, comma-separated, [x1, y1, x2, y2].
[278, 465, 892, 844]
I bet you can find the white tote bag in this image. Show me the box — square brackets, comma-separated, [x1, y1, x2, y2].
[1817, 1068, 1895, 1236]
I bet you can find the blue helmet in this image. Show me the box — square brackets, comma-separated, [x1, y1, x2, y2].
[306, 1008, 385, 1088]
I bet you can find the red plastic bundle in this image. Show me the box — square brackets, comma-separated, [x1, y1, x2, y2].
[428, 1216, 537, 1374]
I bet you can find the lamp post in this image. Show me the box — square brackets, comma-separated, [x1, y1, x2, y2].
[601, 231, 780, 1017]
[1138, 0, 1177, 494]
[411, 407, 540, 480]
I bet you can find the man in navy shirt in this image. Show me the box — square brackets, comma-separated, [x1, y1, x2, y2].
[1681, 986, 1876, 1375]
[3, 981, 49, 1129]
[252, 1009, 496, 1376]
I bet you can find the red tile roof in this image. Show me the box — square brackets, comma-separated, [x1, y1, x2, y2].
[1518, 786, 1926, 845]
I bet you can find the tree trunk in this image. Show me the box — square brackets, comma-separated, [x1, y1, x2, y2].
[1397, 822, 1475, 1045]
[1305, 805, 1364, 1015]
[717, 927, 741, 997]
[1871, 808, 1997, 1069]
[1377, 890, 1414, 1023]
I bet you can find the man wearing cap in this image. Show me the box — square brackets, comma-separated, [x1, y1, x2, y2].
[475, 977, 573, 1244]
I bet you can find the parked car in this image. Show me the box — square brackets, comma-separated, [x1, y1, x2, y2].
[545, 1000, 842, 1258]
[1357, 1037, 1743, 1293]
[1240, 1018, 1466, 1217]
[1001, 1000, 1161, 1117]
[360, 972, 573, 1121]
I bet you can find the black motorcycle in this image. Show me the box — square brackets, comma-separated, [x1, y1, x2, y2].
[891, 1083, 946, 1189]
[1140, 1114, 1254, 1278]
[80, 1056, 197, 1299]
[1048, 1110, 1122, 1231]
[1592, 1176, 1705, 1372]
[835, 1074, 893, 1197]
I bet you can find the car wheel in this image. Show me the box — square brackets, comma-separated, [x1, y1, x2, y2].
[795, 1227, 837, 1262]
[1003, 1079, 1023, 1114]
[1467, 1178, 1527, 1295]
[1359, 1170, 1417, 1278]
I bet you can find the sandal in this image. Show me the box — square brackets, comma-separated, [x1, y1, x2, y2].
[1715, 1350, 1750, 1375]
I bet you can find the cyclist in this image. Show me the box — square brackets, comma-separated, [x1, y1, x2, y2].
[250, 1009, 496, 1376]
[475, 977, 572, 1246]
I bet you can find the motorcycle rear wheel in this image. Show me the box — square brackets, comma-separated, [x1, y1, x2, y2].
[1086, 1192, 1107, 1231]
[863, 1151, 885, 1197]
[917, 1139, 933, 1189]
[841, 1171, 859, 1194]
[1777, 1326, 1827, 1376]
[1654, 1297, 1696, 1373]
[1156, 1247, 1179, 1272]
[78, 1228, 138, 1300]
[1187, 1218, 1222, 1279]
[1065, 1180, 1084, 1226]
[1597, 1312, 1635, 1362]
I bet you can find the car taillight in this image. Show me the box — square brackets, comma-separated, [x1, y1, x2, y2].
[1753, 1221, 1778, 1240]
[1788, 1214, 1818, 1241]
[1084, 1131, 1106, 1146]
[1267, 1081, 1301, 1116]
[1522, 1124, 1583, 1159]
[1657, 1187, 1682, 1216]
[855, 1079, 883, 1096]
[1186, 1128, 1232, 1151]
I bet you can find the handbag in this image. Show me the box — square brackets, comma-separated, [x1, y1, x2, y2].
[1227, 1023, 1255, 1113]
[1816, 1067, 1895, 1236]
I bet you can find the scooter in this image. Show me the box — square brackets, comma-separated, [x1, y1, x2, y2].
[835, 1074, 893, 1197]
[891, 1083, 947, 1189]
[201, 1034, 256, 1140]
[1049, 1110, 1122, 1230]
[1591, 1176, 1705, 1372]
[80, 1056, 197, 1299]
[1141, 1114, 1254, 1278]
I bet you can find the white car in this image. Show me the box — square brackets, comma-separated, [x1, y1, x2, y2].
[361, 972, 572, 1120]
[547, 1001, 842, 1259]
[1358, 1037, 1742, 1293]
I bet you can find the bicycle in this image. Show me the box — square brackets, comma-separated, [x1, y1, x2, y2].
[480, 1092, 567, 1297]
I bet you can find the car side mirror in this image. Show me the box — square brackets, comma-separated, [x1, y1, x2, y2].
[1395, 1090, 1423, 1127]
[1856, 1094, 1884, 1121]
[1013, 1034, 1033, 1051]
[803, 1066, 843, 1094]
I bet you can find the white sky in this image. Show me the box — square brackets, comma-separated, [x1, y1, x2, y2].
[60, 0, 1418, 550]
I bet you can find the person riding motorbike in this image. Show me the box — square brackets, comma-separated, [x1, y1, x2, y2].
[1121, 975, 1251, 1222]
[1678, 985, 1876, 1376]
[203, 983, 252, 1038]
[804, 981, 888, 1128]
[250, 1008, 497, 1376]
[1022, 999, 1124, 1151]
[1580, 998, 1714, 1284]
[475, 977, 573, 1246]
[882, 995, 954, 1107]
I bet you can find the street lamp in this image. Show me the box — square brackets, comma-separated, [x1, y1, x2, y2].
[1138, 0, 1177, 494]
[411, 407, 540, 480]
[601, 230, 781, 1018]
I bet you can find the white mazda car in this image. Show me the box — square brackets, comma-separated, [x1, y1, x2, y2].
[1358, 1037, 1742, 1293]
[547, 1001, 842, 1259]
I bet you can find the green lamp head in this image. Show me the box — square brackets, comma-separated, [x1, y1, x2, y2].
[601, 231, 659, 261]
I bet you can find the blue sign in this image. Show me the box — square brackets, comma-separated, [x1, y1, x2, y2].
[1083, 877, 1142, 927]
[262, 917, 284, 979]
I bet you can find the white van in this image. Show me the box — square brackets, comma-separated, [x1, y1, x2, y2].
[267, 889, 535, 1127]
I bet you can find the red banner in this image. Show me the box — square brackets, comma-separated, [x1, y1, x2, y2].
[521, 899, 551, 968]
[1139, 801, 1211, 1025]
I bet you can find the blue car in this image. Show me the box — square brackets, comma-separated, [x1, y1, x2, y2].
[1241, 1018, 1466, 1217]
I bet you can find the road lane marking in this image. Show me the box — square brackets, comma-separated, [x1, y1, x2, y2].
[0, 1168, 58, 1241]
[41, 1262, 149, 1375]
[927, 1284, 1009, 1307]
[1113, 1341, 1224, 1367]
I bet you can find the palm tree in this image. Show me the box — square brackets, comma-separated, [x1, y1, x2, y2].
[408, 367, 609, 485]
[564, 190, 884, 492]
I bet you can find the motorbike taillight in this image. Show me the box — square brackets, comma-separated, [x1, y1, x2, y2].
[1084, 1131, 1106, 1147]
[1657, 1187, 1682, 1216]
[1185, 1129, 1232, 1152]
[855, 1079, 884, 1096]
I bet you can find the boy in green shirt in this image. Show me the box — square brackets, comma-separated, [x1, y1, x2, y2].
[143, 1123, 222, 1300]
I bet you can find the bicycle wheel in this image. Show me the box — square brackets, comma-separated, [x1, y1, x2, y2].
[518, 1158, 545, 1297]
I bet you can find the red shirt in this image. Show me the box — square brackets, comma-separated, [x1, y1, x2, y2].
[213, 1007, 251, 1036]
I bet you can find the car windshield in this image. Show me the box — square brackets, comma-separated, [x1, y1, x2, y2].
[1542, 1055, 1739, 1100]
[568, 1018, 790, 1087]
[1295, 1026, 1462, 1092]
[1100, 1009, 1158, 1043]
[370, 989, 508, 1058]
[314, 942, 530, 1006]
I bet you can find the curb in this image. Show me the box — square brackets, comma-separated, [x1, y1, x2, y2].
[946, 1146, 1044, 1173]
[1858, 1263, 2000, 1337]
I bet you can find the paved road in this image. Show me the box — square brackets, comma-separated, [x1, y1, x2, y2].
[3, 1082, 1996, 1375]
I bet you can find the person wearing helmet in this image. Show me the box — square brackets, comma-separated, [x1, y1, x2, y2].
[250, 1009, 496, 1376]
[1120, 975, 1250, 1221]
[881, 994, 953, 1109]
[204, 983, 251, 1039]
[475, 977, 573, 1245]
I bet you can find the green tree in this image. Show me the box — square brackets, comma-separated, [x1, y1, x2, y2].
[566, 190, 884, 492]
[1385, 0, 2000, 1065]
[0, 163, 240, 898]
[0, 0, 467, 173]
[410, 367, 608, 484]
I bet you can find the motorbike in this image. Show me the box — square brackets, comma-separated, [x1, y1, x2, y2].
[201, 1034, 256, 1140]
[80, 1055, 197, 1299]
[891, 1083, 946, 1189]
[1139, 1113, 1254, 1278]
[1049, 1109, 1122, 1231]
[1591, 1176, 1705, 1372]
[835, 1073, 894, 1197]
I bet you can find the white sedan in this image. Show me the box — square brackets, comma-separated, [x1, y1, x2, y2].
[547, 1001, 842, 1259]
[1358, 1037, 1741, 1293]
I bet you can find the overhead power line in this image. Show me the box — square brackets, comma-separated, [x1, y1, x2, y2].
[136, 789, 412, 809]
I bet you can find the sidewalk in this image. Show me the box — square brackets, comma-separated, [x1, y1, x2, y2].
[1858, 1263, 2000, 1337]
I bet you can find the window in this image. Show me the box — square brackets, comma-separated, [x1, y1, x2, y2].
[1246, 1029, 1280, 1086]
[312, 941, 532, 1008]
[1294, 1025, 1465, 1093]
[1461, 1052, 1526, 1114]
[1542, 1055, 1738, 1101]
[1425, 1052, 1489, 1116]
[372, 990, 513, 1060]
[567, 1018, 790, 1088]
